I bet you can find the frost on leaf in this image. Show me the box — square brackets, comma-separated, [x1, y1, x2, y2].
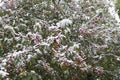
[0, 0, 120, 80]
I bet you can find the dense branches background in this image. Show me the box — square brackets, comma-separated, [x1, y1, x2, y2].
[0, 0, 120, 80]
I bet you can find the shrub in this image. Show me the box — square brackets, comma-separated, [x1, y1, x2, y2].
[115, 0, 120, 16]
[0, 0, 120, 80]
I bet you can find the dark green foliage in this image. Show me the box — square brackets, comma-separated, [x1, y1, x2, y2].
[116, 0, 120, 16]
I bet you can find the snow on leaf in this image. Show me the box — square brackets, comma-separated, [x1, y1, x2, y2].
[0, 70, 9, 77]
[56, 19, 72, 28]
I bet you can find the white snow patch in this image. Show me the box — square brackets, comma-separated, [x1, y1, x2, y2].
[40, 42, 50, 46]
[27, 54, 33, 61]
[56, 19, 72, 28]
[117, 57, 120, 61]
[104, 0, 120, 23]
[0, 1, 4, 7]
[1, 59, 7, 66]
[0, 70, 9, 77]
[7, 49, 29, 57]
[68, 42, 80, 53]
[48, 26, 58, 30]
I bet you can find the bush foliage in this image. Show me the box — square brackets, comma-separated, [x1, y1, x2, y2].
[116, 0, 120, 16]
[0, 0, 120, 80]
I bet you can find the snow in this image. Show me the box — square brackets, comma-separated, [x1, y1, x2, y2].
[117, 57, 120, 61]
[0, 1, 4, 7]
[47, 36, 57, 42]
[27, 54, 33, 60]
[1, 59, 7, 66]
[0, 70, 9, 77]
[4, 25, 11, 29]
[7, 49, 29, 57]
[4, 25, 18, 36]
[0, 0, 120, 79]
[0, 17, 2, 22]
[64, 27, 71, 34]
[40, 42, 50, 46]
[31, 70, 36, 73]
[48, 26, 58, 30]
[56, 19, 72, 28]
[68, 42, 80, 53]
[104, 0, 120, 23]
